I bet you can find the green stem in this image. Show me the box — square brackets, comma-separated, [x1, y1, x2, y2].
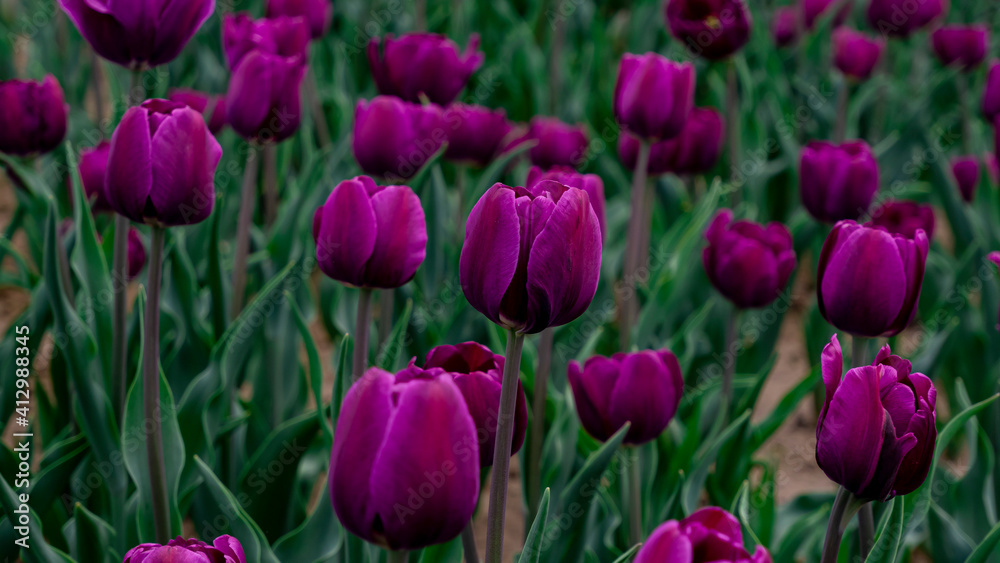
[387, 549, 408, 563]
[461, 524, 480, 563]
[143, 226, 171, 542]
[721, 310, 738, 422]
[726, 60, 741, 207]
[957, 73, 972, 155]
[527, 327, 553, 519]
[484, 329, 526, 563]
[852, 336, 868, 368]
[621, 140, 651, 352]
[820, 487, 856, 563]
[353, 289, 373, 381]
[628, 447, 642, 546]
[378, 288, 394, 353]
[230, 145, 259, 320]
[834, 77, 849, 143]
[858, 503, 875, 558]
[305, 70, 331, 147]
[263, 143, 278, 228]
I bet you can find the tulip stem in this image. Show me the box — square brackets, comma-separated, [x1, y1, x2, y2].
[721, 310, 738, 421]
[726, 59, 741, 207]
[263, 144, 278, 228]
[143, 226, 171, 543]
[387, 550, 408, 563]
[484, 329, 526, 563]
[833, 77, 848, 144]
[852, 336, 868, 368]
[461, 524, 480, 563]
[353, 288, 373, 381]
[628, 447, 643, 546]
[858, 503, 875, 558]
[527, 327, 554, 519]
[305, 70, 331, 147]
[230, 145, 259, 320]
[621, 140, 651, 352]
[820, 487, 860, 563]
[956, 72, 972, 154]
[378, 288, 394, 353]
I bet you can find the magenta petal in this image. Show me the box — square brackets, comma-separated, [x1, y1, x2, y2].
[568, 357, 619, 441]
[365, 185, 427, 288]
[634, 521, 694, 563]
[608, 351, 677, 444]
[893, 403, 936, 496]
[316, 179, 377, 286]
[148, 107, 220, 225]
[106, 106, 153, 222]
[460, 184, 520, 327]
[212, 535, 247, 563]
[858, 409, 918, 501]
[682, 506, 743, 544]
[818, 334, 843, 429]
[149, 0, 215, 66]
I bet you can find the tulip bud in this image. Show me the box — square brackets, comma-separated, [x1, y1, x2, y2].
[313, 176, 426, 289]
[353, 96, 444, 180]
[76, 141, 112, 212]
[868, 200, 936, 239]
[105, 100, 222, 226]
[526, 166, 607, 242]
[460, 181, 602, 334]
[866, 0, 946, 37]
[703, 210, 797, 309]
[931, 25, 988, 70]
[803, 0, 852, 29]
[800, 140, 879, 222]
[833, 28, 885, 81]
[368, 33, 484, 106]
[816, 335, 937, 501]
[442, 104, 512, 167]
[266, 0, 333, 39]
[983, 62, 1000, 122]
[0, 75, 68, 156]
[989, 252, 1000, 330]
[817, 220, 928, 337]
[526, 117, 589, 169]
[636, 507, 772, 563]
[420, 342, 527, 467]
[665, 0, 752, 61]
[568, 349, 683, 445]
[127, 228, 147, 281]
[772, 7, 800, 48]
[124, 536, 246, 563]
[58, 0, 214, 68]
[613, 52, 695, 141]
[169, 89, 227, 134]
[329, 367, 479, 550]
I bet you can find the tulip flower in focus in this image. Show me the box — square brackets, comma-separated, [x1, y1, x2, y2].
[525, 117, 589, 169]
[931, 25, 988, 70]
[833, 28, 885, 81]
[76, 141, 112, 212]
[526, 166, 607, 242]
[868, 200, 936, 239]
[313, 176, 427, 289]
[568, 349, 683, 445]
[168, 89, 228, 134]
[127, 228, 147, 281]
[983, 62, 1000, 122]
[635, 507, 773, 563]
[613, 52, 695, 140]
[800, 140, 879, 222]
[866, 0, 946, 37]
[772, 7, 800, 48]
[58, 0, 214, 68]
[817, 220, 929, 337]
[703, 210, 797, 309]
[665, 0, 752, 60]
[124, 536, 247, 563]
[816, 335, 937, 501]
[104, 99, 222, 226]
[443, 104, 512, 167]
[0, 76, 68, 156]
[329, 367, 479, 550]
[368, 33, 484, 105]
[266, 0, 333, 39]
[804, 0, 852, 29]
[353, 96, 444, 180]
[420, 342, 527, 467]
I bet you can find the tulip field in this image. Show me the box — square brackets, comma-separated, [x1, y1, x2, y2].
[4, 0, 1000, 561]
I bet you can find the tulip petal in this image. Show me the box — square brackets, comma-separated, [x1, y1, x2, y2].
[893, 401, 936, 496]
[608, 351, 677, 444]
[859, 408, 918, 501]
[106, 106, 153, 223]
[149, 107, 220, 225]
[886, 229, 929, 335]
[568, 357, 619, 441]
[460, 184, 520, 327]
[212, 535, 247, 563]
[634, 521, 693, 563]
[316, 178, 378, 286]
[364, 185, 427, 288]
[818, 334, 843, 429]
[58, 0, 133, 66]
[682, 506, 743, 544]
[226, 51, 276, 141]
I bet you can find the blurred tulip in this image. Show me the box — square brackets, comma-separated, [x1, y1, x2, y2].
[526, 117, 589, 169]
[568, 349, 683, 445]
[0, 76, 68, 156]
[353, 96, 444, 179]
[442, 104, 512, 167]
[58, 0, 214, 68]
[618, 133, 675, 176]
[703, 210, 797, 309]
[613, 52, 695, 140]
[665, 0, 752, 60]
[950, 156, 980, 203]
[804, 0, 852, 28]
[124, 536, 246, 563]
[76, 141, 112, 212]
[168, 89, 227, 134]
[329, 367, 479, 550]
[526, 166, 607, 242]
[931, 25, 988, 69]
[460, 181, 601, 334]
[866, 0, 946, 37]
[772, 7, 800, 47]
[266, 0, 333, 39]
[833, 28, 885, 81]
[990, 252, 1000, 330]
[816, 335, 937, 501]
[419, 342, 527, 467]
[868, 200, 936, 239]
[986, 152, 1000, 186]
[635, 507, 773, 563]
[105, 99, 221, 226]
[126, 228, 147, 281]
[368, 33, 484, 105]
[222, 13, 310, 69]
[313, 176, 426, 288]
[817, 220, 928, 337]
[670, 107, 725, 174]
[800, 140, 879, 222]
[983, 61, 1000, 122]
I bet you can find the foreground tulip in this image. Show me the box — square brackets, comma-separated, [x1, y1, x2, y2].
[443, 104, 512, 167]
[127, 228, 147, 281]
[353, 96, 444, 180]
[833, 28, 885, 81]
[665, 0, 752, 60]
[124, 536, 247, 563]
[772, 7, 800, 47]
[525, 117, 589, 169]
[613, 53, 695, 141]
[636, 507, 772, 563]
[800, 141, 879, 222]
[866, 0, 945, 37]
[983, 62, 1000, 122]
[868, 200, 936, 239]
[368, 33, 484, 105]
[818, 220, 928, 337]
[804, 0, 852, 28]
[0, 76, 68, 156]
[330, 367, 479, 551]
[931, 25, 988, 70]
[703, 210, 796, 309]
[266, 0, 333, 39]
[58, 0, 214, 68]
[526, 166, 606, 242]
[76, 141, 112, 212]
[168, 89, 227, 134]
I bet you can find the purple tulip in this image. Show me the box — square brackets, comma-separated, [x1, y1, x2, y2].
[990, 252, 1000, 330]
[800, 140, 879, 222]
[614, 53, 695, 141]
[833, 28, 885, 81]
[982, 61, 1000, 122]
[617, 108, 723, 176]
[817, 220, 928, 337]
[105, 99, 222, 226]
[168, 89, 227, 135]
[0, 76, 68, 156]
[931, 25, 988, 70]
[665, 0, 752, 61]
[804, 0, 852, 28]
[368, 33, 484, 106]
[868, 200, 936, 239]
[353, 96, 444, 180]
[76, 141, 112, 212]
[526, 117, 589, 169]
[866, 0, 946, 38]
[266, 0, 333, 39]
[222, 13, 310, 70]
[127, 228, 147, 281]
[772, 7, 800, 47]
[635, 507, 773, 563]
[703, 210, 797, 309]
[816, 335, 937, 501]
[460, 181, 602, 334]
[313, 176, 426, 289]
[58, 0, 213, 68]
[329, 367, 479, 550]
[123, 536, 246, 563]
[986, 152, 999, 186]
[618, 133, 676, 176]
[419, 342, 527, 467]
[526, 166, 607, 242]
[442, 104, 512, 167]
[568, 349, 683, 445]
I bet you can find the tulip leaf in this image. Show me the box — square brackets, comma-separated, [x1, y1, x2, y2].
[288, 293, 332, 443]
[376, 298, 413, 371]
[864, 497, 904, 563]
[0, 477, 75, 563]
[682, 410, 752, 516]
[610, 545, 641, 563]
[520, 488, 551, 563]
[208, 207, 227, 340]
[965, 517, 1000, 563]
[272, 482, 343, 563]
[71, 502, 116, 563]
[331, 335, 352, 430]
[749, 365, 819, 451]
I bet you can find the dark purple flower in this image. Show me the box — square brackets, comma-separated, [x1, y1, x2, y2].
[617, 108, 722, 176]
[76, 141, 112, 212]
[665, 0, 752, 61]
[833, 28, 885, 81]
[353, 96, 444, 180]
[800, 140, 880, 222]
[266, 0, 333, 39]
[526, 166, 607, 242]
[222, 13, 310, 70]
[635, 507, 772, 563]
[931, 25, 988, 70]
[986, 152, 1000, 186]
[127, 228, 147, 281]
[0, 76, 68, 156]
[866, 0, 947, 38]
[368, 33, 483, 106]
[868, 200, 935, 239]
[816, 335, 936, 501]
[460, 181, 602, 334]
[526, 117, 589, 169]
[123, 535, 246, 563]
[613, 52, 695, 141]
[804, 0, 852, 28]
[983, 61, 1000, 122]
[772, 7, 800, 47]
[168, 89, 227, 135]
[618, 133, 676, 176]
[442, 104, 512, 167]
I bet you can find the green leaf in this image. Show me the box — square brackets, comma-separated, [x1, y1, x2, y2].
[520, 488, 551, 563]
[272, 482, 343, 562]
[194, 456, 280, 563]
[965, 518, 1000, 563]
[376, 298, 413, 371]
[288, 294, 332, 443]
[72, 503, 115, 563]
[865, 497, 904, 563]
[0, 477, 74, 563]
[682, 410, 752, 515]
[610, 544, 641, 563]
